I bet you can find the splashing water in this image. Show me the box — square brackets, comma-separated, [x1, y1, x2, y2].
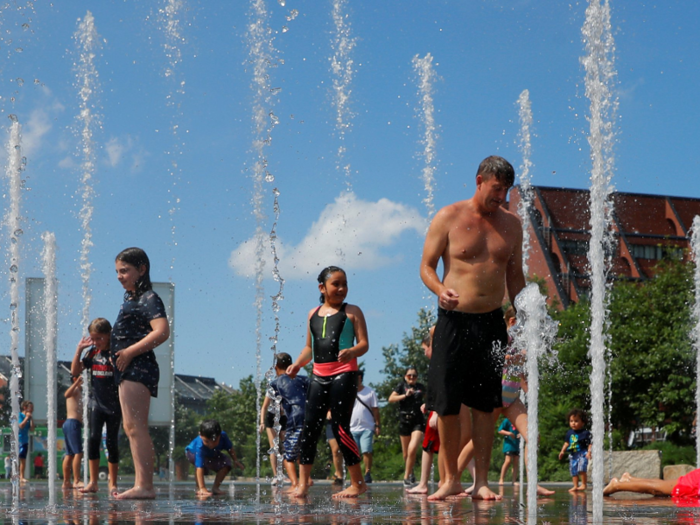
[412, 53, 438, 220]
[512, 283, 558, 523]
[158, 0, 188, 488]
[246, 0, 281, 483]
[691, 216, 700, 467]
[5, 118, 24, 511]
[74, 11, 102, 487]
[41, 232, 58, 509]
[516, 89, 534, 278]
[581, 0, 618, 518]
[330, 0, 356, 192]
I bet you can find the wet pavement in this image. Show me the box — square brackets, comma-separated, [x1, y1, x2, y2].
[1, 480, 699, 523]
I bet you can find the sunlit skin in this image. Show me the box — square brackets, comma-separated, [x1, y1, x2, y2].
[112, 259, 170, 500]
[286, 270, 370, 499]
[420, 166, 525, 502]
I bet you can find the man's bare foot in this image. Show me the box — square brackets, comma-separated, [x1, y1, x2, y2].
[537, 485, 555, 496]
[471, 484, 502, 501]
[293, 484, 309, 498]
[620, 472, 632, 482]
[113, 486, 156, 500]
[428, 480, 463, 501]
[333, 483, 366, 499]
[603, 478, 618, 496]
[407, 484, 429, 495]
[568, 485, 579, 493]
[80, 482, 98, 493]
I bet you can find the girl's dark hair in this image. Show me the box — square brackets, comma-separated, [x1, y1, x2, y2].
[88, 317, 112, 335]
[567, 408, 588, 425]
[317, 265, 346, 304]
[405, 366, 418, 376]
[116, 247, 152, 298]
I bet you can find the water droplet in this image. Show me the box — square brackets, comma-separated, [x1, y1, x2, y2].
[281, 26, 289, 33]
[286, 9, 299, 21]
[16, 78, 24, 87]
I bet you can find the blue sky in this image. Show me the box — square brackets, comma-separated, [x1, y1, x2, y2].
[0, 1, 698, 390]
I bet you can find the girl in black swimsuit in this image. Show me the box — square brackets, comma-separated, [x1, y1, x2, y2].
[287, 266, 370, 499]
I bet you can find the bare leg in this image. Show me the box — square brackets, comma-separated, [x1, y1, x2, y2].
[333, 463, 366, 498]
[72, 453, 83, 487]
[265, 427, 278, 478]
[19, 457, 27, 482]
[283, 460, 299, 492]
[108, 462, 118, 493]
[407, 450, 433, 494]
[80, 459, 100, 493]
[329, 438, 343, 480]
[399, 434, 411, 479]
[294, 464, 313, 498]
[604, 476, 676, 497]
[211, 466, 231, 495]
[428, 414, 463, 501]
[499, 454, 511, 484]
[114, 381, 156, 500]
[62, 455, 73, 489]
[577, 472, 588, 491]
[363, 452, 372, 475]
[569, 475, 580, 493]
[471, 409, 500, 500]
[405, 430, 423, 481]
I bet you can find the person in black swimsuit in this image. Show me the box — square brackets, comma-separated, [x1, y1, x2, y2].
[286, 266, 369, 499]
[112, 247, 170, 500]
[389, 367, 426, 486]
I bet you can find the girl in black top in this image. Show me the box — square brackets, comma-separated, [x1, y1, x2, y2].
[389, 367, 426, 486]
[112, 248, 169, 500]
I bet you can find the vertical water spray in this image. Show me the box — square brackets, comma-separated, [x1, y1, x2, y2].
[246, 0, 280, 483]
[512, 283, 558, 523]
[5, 117, 24, 510]
[516, 89, 534, 278]
[41, 232, 58, 509]
[691, 216, 700, 467]
[581, 0, 618, 518]
[159, 0, 187, 488]
[74, 11, 102, 487]
[412, 53, 438, 220]
[330, 0, 356, 192]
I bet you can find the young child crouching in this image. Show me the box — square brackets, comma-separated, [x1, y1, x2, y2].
[186, 419, 244, 497]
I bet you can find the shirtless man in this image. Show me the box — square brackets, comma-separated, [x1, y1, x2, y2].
[62, 375, 84, 489]
[420, 155, 525, 501]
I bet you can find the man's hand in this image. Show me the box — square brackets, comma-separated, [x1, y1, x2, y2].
[438, 288, 459, 310]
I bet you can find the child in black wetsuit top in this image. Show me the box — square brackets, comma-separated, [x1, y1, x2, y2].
[286, 265, 369, 499]
[112, 247, 170, 500]
[71, 317, 121, 494]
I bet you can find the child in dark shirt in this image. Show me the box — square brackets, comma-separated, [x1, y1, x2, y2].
[71, 317, 121, 494]
[558, 408, 592, 492]
[186, 419, 243, 497]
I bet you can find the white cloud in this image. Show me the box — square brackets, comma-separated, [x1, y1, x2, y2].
[22, 108, 52, 158]
[105, 136, 127, 167]
[229, 191, 427, 280]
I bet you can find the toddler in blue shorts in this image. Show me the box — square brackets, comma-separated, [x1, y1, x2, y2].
[558, 408, 592, 493]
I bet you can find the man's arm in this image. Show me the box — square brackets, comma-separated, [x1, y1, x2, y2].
[420, 208, 459, 310]
[372, 407, 381, 436]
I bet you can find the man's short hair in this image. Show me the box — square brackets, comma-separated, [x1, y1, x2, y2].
[199, 419, 222, 440]
[477, 155, 515, 187]
[275, 353, 293, 370]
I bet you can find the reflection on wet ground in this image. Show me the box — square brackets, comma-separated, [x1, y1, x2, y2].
[1, 481, 699, 524]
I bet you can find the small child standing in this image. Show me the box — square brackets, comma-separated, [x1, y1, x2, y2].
[18, 400, 34, 483]
[186, 419, 243, 497]
[263, 353, 309, 491]
[498, 417, 520, 485]
[559, 408, 592, 492]
[62, 375, 84, 489]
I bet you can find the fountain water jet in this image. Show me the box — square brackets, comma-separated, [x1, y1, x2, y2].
[581, 0, 618, 519]
[41, 232, 58, 509]
[512, 283, 558, 523]
[5, 117, 24, 512]
[691, 215, 700, 467]
[73, 10, 101, 487]
[412, 53, 438, 221]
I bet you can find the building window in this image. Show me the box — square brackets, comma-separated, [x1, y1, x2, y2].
[630, 244, 682, 260]
[559, 239, 589, 256]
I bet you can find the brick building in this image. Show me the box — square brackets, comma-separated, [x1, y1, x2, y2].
[509, 186, 700, 308]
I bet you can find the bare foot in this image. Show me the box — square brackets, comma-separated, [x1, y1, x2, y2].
[498, 480, 504, 485]
[333, 483, 366, 499]
[568, 485, 579, 493]
[537, 485, 555, 496]
[603, 478, 618, 496]
[471, 484, 502, 501]
[407, 484, 429, 495]
[20, 478, 28, 484]
[428, 479, 463, 501]
[620, 472, 632, 482]
[211, 487, 225, 496]
[283, 484, 298, 494]
[80, 482, 98, 493]
[113, 486, 156, 500]
[72, 481, 84, 489]
[293, 484, 309, 498]
[108, 485, 118, 495]
[62, 482, 73, 490]
[462, 484, 474, 495]
[575, 484, 587, 491]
